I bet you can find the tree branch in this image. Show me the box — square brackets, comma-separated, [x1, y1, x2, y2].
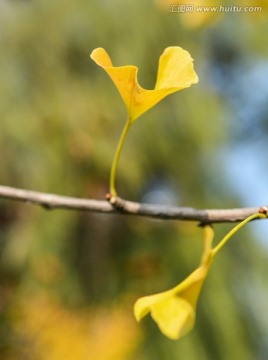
[0, 185, 266, 224]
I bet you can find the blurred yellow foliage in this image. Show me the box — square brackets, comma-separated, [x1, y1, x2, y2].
[11, 296, 141, 360]
[244, 0, 268, 19]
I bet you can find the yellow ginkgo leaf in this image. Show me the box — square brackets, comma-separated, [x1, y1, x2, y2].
[90, 47, 198, 122]
[134, 226, 214, 340]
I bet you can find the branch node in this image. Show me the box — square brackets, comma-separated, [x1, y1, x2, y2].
[106, 193, 125, 211]
[259, 206, 268, 216]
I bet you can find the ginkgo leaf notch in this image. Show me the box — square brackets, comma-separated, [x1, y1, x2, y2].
[90, 46, 198, 197]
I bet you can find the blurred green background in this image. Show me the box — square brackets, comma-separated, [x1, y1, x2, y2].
[0, 0, 268, 359]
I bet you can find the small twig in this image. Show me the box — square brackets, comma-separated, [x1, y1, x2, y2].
[0, 185, 266, 223]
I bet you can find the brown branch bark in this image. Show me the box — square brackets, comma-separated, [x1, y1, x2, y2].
[0, 185, 266, 224]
